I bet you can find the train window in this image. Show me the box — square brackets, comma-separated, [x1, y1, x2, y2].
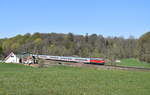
[11, 56, 14, 57]
[75, 59, 88, 61]
[90, 58, 103, 60]
[61, 58, 72, 60]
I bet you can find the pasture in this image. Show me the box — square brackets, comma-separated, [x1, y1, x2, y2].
[0, 63, 150, 95]
[115, 59, 150, 68]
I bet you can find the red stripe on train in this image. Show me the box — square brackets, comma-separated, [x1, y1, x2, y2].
[90, 60, 105, 63]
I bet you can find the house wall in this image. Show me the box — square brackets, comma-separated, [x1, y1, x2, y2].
[5, 53, 20, 63]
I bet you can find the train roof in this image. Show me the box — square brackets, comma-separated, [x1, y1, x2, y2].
[33, 55, 104, 60]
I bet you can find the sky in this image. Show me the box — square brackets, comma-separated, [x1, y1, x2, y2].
[0, 0, 150, 38]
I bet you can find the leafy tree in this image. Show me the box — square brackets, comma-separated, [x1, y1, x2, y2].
[138, 32, 150, 63]
[34, 38, 42, 54]
[91, 49, 103, 58]
[80, 47, 89, 57]
[0, 45, 3, 59]
[85, 33, 89, 42]
[67, 33, 74, 42]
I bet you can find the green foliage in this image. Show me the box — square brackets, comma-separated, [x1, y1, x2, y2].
[0, 32, 149, 63]
[0, 45, 3, 54]
[0, 63, 150, 95]
[67, 32, 74, 42]
[138, 32, 150, 63]
[81, 47, 89, 57]
[0, 45, 3, 59]
[48, 44, 67, 56]
[91, 49, 103, 57]
[34, 38, 42, 45]
[11, 43, 20, 50]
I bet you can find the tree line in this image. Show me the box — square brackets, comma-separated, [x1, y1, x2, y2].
[0, 32, 149, 63]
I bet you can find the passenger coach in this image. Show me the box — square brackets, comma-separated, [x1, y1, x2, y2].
[36, 55, 105, 65]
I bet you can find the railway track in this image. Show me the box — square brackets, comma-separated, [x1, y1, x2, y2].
[63, 62, 150, 71]
[39, 58, 150, 71]
[102, 65, 150, 71]
[37, 55, 150, 71]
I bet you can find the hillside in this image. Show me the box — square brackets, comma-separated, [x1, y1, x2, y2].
[0, 32, 150, 63]
[0, 33, 138, 58]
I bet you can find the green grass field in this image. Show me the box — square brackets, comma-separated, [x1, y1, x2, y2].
[0, 63, 150, 95]
[115, 59, 150, 68]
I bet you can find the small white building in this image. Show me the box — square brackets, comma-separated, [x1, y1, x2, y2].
[4, 52, 20, 63]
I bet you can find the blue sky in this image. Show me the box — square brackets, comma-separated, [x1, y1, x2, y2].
[0, 0, 150, 38]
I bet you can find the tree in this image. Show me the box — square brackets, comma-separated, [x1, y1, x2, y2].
[91, 49, 103, 58]
[80, 47, 89, 57]
[88, 34, 98, 47]
[85, 33, 89, 42]
[138, 32, 150, 63]
[0, 45, 3, 59]
[34, 38, 42, 54]
[67, 33, 74, 42]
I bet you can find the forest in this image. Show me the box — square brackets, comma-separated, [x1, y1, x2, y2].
[0, 32, 150, 63]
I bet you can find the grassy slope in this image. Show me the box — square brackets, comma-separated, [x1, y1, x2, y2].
[0, 63, 150, 95]
[115, 59, 150, 68]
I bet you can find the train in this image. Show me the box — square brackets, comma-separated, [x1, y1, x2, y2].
[35, 55, 105, 65]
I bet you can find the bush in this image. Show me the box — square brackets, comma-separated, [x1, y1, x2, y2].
[38, 59, 45, 68]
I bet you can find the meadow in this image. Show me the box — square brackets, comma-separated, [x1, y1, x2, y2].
[0, 63, 150, 95]
[115, 59, 150, 68]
